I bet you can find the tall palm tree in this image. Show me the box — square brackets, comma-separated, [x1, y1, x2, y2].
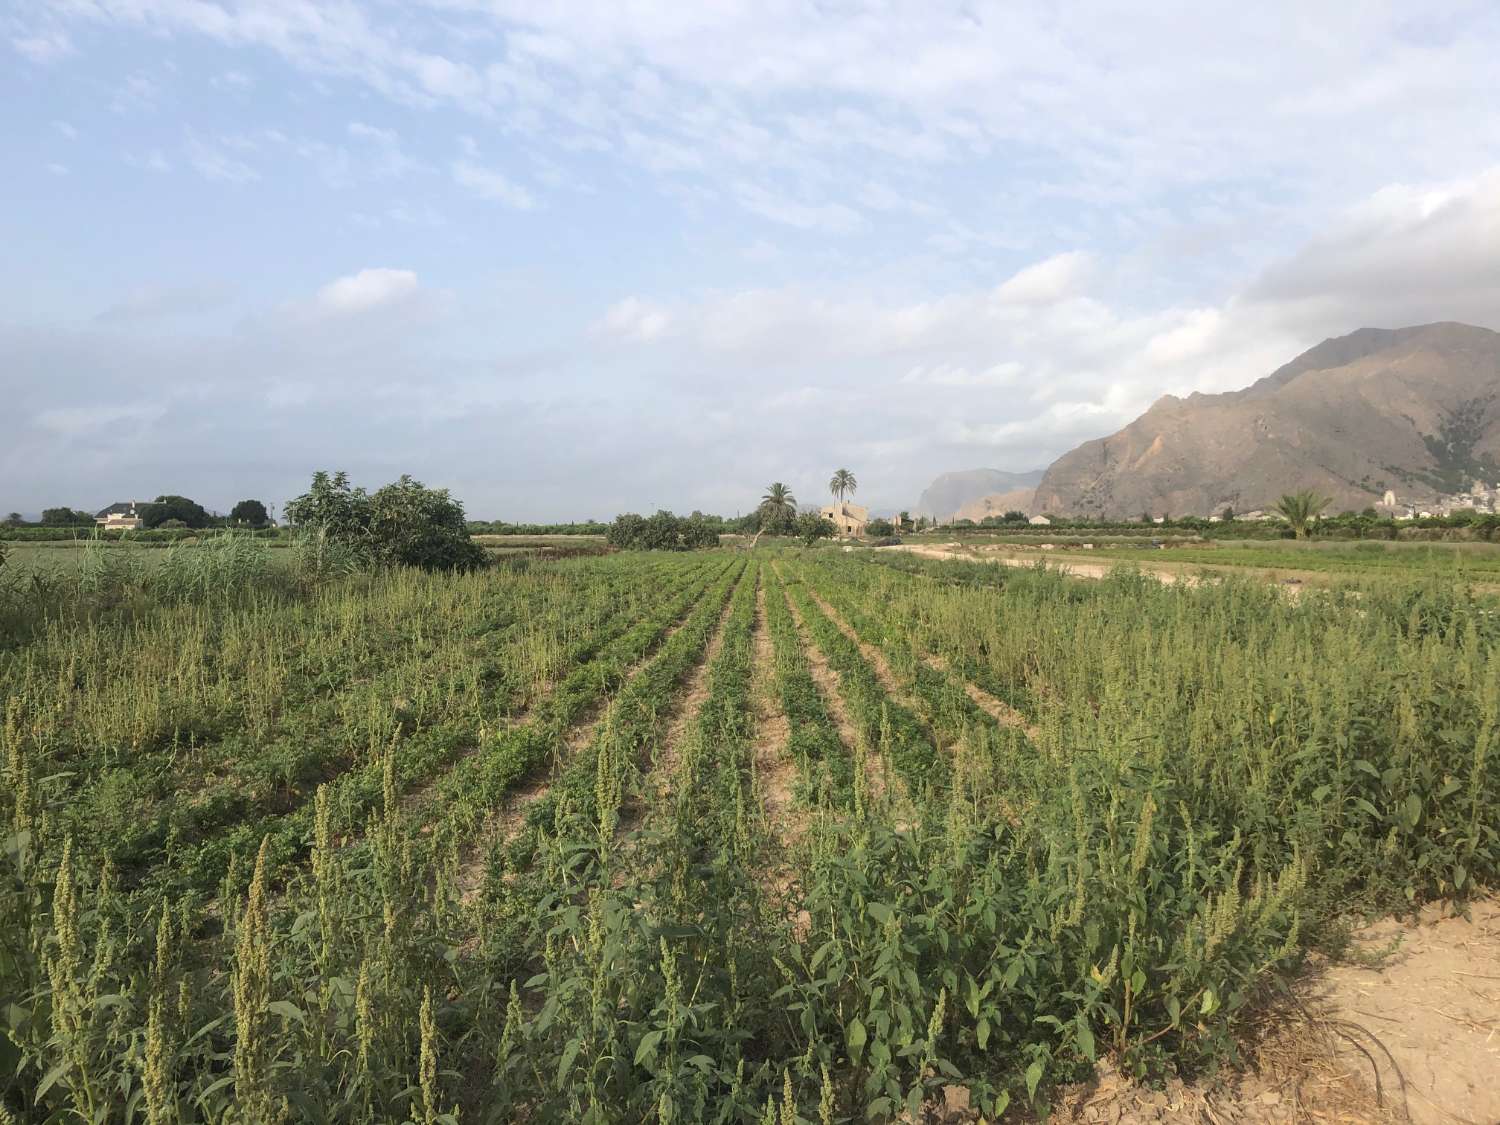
[761, 482, 796, 519]
[828, 468, 857, 513]
[1275, 489, 1331, 539]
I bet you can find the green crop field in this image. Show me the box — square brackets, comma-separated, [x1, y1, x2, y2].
[2, 544, 1496, 1122]
[1067, 539, 1500, 580]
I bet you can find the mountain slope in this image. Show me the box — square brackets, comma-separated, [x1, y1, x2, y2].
[1033, 322, 1500, 518]
[915, 468, 1045, 519]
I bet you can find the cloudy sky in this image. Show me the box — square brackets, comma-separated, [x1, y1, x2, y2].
[5, 1, 1500, 520]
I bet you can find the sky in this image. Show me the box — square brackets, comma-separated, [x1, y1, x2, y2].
[5, 2, 1500, 521]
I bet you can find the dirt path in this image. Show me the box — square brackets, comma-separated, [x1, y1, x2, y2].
[750, 576, 797, 831]
[995, 897, 1500, 1125]
[1312, 897, 1500, 1125]
[883, 542, 1350, 595]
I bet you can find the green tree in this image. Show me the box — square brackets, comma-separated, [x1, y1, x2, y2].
[828, 468, 857, 516]
[285, 470, 485, 571]
[368, 476, 487, 571]
[1002, 510, 1027, 523]
[230, 499, 271, 528]
[4, 512, 25, 527]
[759, 482, 797, 535]
[794, 511, 835, 546]
[1275, 489, 1332, 539]
[40, 508, 94, 526]
[866, 517, 895, 537]
[140, 495, 211, 529]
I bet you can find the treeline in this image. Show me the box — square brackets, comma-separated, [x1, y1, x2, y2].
[0, 527, 284, 544]
[3, 496, 273, 532]
[605, 511, 724, 551]
[467, 513, 759, 536]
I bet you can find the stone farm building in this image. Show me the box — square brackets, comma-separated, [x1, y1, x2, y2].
[96, 502, 144, 530]
[820, 502, 869, 537]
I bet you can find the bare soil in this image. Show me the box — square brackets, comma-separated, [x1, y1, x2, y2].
[640, 585, 739, 803]
[958, 896, 1500, 1125]
[750, 577, 797, 829]
[925, 651, 1040, 741]
[774, 564, 886, 803]
[453, 604, 705, 902]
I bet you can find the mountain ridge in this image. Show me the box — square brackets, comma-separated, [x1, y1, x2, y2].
[914, 468, 1045, 520]
[1033, 322, 1500, 518]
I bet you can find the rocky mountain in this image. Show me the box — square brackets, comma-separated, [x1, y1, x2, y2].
[914, 468, 1045, 520]
[1033, 323, 1500, 519]
[953, 488, 1038, 523]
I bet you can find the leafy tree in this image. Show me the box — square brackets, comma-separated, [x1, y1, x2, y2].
[368, 476, 487, 571]
[1002, 510, 1028, 523]
[284, 470, 485, 572]
[607, 510, 720, 551]
[159, 519, 189, 530]
[828, 468, 857, 512]
[794, 511, 835, 546]
[1219, 506, 1235, 522]
[230, 499, 271, 528]
[4, 513, 25, 527]
[40, 508, 94, 526]
[759, 482, 798, 535]
[140, 495, 212, 529]
[866, 517, 895, 537]
[1275, 489, 1332, 539]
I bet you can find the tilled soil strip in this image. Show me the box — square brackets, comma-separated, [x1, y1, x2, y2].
[749, 575, 798, 834]
[454, 596, 712, 902]
[923, 651, 1041, 741]
[632, 574, 743, 817]
[772, 563, 888, 804]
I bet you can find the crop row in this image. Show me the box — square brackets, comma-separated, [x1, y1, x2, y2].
[776, 563, 944, 802]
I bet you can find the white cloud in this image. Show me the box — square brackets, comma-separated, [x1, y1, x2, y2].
[597, 297, 672, 341]
[11, 30, 72, 63]
[46, 163, 69, 176]
[34, 403, 165, 436]
[451, 160, 535, 208]
[994, 251, 1093, 304]
[732, 182, 865, 235]
[901, 362, 1022, 387]
[186, 138, 259, 183]
[52, 119, 78, 140]
[315, 268, 420, 313]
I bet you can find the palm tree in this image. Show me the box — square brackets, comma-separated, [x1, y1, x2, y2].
[828, 468, 857, 513]
[761, 482, 796, 519]
[1275, 489, 1332, 539]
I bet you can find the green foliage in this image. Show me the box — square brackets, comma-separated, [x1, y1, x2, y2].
[607, 510, 722, 551]
[829, 468, 857, 506]
[1275, 489, 1333, 539]
[2, 547, 1497, 1122]
[140, 495, 213, 529]
[39, 508, 94, 526]
[230, 499, 271, 527]
[758, 483, 798, 536]
[794, 512, 835, 546]
[285, 470, 486, 573]
[866, 517, 895, 537]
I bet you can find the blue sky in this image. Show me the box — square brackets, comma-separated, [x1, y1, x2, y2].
[5, 2, 1500, 520]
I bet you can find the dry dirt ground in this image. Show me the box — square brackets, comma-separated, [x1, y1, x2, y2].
[883, 542, 1359, 592]
[962, 898, 1500, 1125]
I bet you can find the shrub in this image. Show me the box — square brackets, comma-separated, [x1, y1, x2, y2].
[606, 510, 722, 550]
[140, 494, 213, 529]
[284, 470, 486, 573]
